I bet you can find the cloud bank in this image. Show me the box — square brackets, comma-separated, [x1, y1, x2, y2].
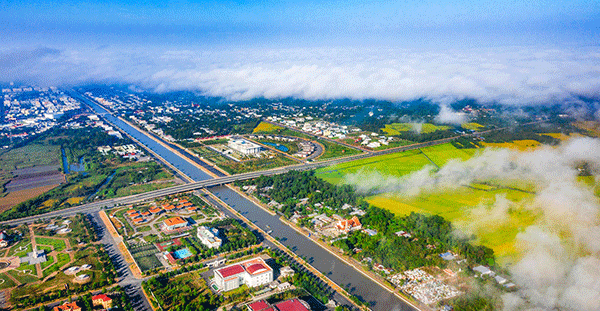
[1, 46, 599, 104]
[343, 137, 600, 310]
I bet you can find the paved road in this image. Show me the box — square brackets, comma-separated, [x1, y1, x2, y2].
[88, 212, 152, 311]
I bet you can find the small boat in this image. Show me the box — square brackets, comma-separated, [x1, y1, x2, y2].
[267, 230, 273, 234]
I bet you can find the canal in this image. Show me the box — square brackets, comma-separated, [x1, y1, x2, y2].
[77, 93, 416, 311]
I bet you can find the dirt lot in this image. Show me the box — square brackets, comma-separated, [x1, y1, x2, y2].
[0, 184, 58, 213]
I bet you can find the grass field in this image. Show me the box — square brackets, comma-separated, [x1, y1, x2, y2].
[35, 237, 67, 252]
[481, 140, 541, 151]
[316, 143, 476, 183]
[253, 121, 283, 133]
[0, 273, 17, 290]
[381, 123, 451, 135]
[317, 140, 363, 160]
[116, 181, 177, 197]
[7, 269, 38, 284]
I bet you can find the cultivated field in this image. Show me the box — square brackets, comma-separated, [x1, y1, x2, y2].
[0, 144, 61, 172]
[461, 122, 485, 131]
[318, 143, 547, 264]
[253, 121, 283, 133]
[381, 123, 451, 135]
[481, 139, 541, 151]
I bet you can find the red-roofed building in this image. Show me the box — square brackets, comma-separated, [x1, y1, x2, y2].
[247, 300, 271, 311]
[149, 207, 163, 214]
[162, 216, 188, 231]
[53, 302, 81, 311]
[336, 216, 362, 233]
[92, 294, 113, 309]
[214, 257, 273, 291]
[274, 298, 310, 311]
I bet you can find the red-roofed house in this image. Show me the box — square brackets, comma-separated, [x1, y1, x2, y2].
[92, 294, 113, 309]
[336, 216, 362, 233]
[274, 298, 310, 311]
[214, 257, 273, 291]
[53, 302, 81, 311]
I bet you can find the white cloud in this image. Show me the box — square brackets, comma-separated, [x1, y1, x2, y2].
[434, 104, 469, 125]
[1, 46, 599, 104]
[342, 138, 600, 310]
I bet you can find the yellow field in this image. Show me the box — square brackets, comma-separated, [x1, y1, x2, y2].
[253, 122, 283, 133]
[540, 133, 584, 141]
[481, 139, 541, 151]
[65, 197, 85, 205]
[381, 123, 451, 135]
[461, 122, 484, 130]
[42, 198, 57, 207]
[366, 186, 537, 264]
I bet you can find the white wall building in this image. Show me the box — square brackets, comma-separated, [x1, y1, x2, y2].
[228, 138, 262, 155]
[213, 257, 273, 291]
[197, 226, 222, 249]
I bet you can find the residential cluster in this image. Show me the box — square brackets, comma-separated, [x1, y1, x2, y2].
[97, 143, 149, 161]
[392, 268, 462, 306]
[1, 87, 80, 144]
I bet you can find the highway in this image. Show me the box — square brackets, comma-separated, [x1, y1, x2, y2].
[0, 134, 468, 227]
[4, 93, 531, 310]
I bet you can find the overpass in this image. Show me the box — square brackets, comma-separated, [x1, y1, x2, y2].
[0, 132, 475, 226]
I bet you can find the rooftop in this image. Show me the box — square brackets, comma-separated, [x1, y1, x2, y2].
[164, 216, 187, 227]
[217, 264, 245, 278]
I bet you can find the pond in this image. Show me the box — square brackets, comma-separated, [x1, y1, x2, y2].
[262, 142, 289, 152]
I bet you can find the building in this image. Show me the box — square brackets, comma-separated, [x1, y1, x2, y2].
[0, 231, 10, 248]
[228, 138, 262, 155]
[247, 298, 310, 311]
[92, 294, 113, 309]
[335, 216, 362, 233]
[53, 302, 81, 311]
[247, 300, 274, 311]
[214, 257, 273, 291]
[197, 226, 222, 249]
[163, 216, 188, 231]
[274, 298, 311, 311]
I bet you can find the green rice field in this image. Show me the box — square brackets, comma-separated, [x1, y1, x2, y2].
[316, 143, 544, 264]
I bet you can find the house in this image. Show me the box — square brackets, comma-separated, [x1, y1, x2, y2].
[149, 207, 162, 214]
[472, 265, 493, 276]
[214, 257, 273, 291]
[92, 294, 113, 309]
[53, 302, 81, 311]
[336, 216, 362, 233]
[197, 226, 222, 249]
[163, 217, 188, 231]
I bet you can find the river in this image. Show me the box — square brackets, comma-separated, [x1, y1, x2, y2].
[77, 93, 416, 311]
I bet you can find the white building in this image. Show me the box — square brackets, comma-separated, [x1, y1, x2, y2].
[197, 226, 222, 249]
[213, 257, 273, 291]
[228, 138, 262, 155]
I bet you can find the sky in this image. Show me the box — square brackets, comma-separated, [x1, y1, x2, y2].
[1, 0, 600, 103]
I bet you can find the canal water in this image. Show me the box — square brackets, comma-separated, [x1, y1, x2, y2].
[78, 93, 415, 311]
[210, 186, 415, 311]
